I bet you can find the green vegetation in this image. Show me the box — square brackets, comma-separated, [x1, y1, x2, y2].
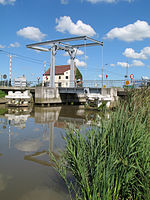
[52, 88, 150, 200]
[0, 90, 6, 98]
[0, 108, 8, 115]
[75, 68, 82, 81]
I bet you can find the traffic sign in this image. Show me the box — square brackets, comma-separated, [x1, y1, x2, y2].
[130, 74, 134, 79]
[125, 80, 130, 85]
[106, 74, 108, 79]
[3, 74, 7, 79]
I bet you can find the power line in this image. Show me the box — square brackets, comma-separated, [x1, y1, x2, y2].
[0, 49, 50, 65]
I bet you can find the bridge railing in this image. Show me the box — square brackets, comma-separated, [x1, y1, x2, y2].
[1, 79, 150, 89]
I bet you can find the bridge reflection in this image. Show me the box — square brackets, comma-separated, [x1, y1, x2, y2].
[2, 105, 89, 166]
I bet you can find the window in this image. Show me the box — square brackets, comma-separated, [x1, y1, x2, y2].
[59, 76, 61, 79]
[66, 76, 68, 79]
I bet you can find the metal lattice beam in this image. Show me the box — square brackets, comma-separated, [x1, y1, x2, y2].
[26, 36, 103, 88]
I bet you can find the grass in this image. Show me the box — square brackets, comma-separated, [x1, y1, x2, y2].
[52, 88, 150, 200]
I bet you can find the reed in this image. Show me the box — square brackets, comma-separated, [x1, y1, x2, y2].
[0, 90, 6, 98]
[53, 88, 150, 200]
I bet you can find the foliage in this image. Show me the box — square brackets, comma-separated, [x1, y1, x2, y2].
[52, 88, 150, 200]
[0, 90, 6, 98]
[75, 68, 82, 81]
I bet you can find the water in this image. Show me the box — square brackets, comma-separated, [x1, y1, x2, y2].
[0, 105, 98, 200]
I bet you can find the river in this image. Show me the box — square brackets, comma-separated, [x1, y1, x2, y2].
[0, 104, 100, 200]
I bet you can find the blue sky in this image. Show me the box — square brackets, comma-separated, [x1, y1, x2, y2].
[0, 0, 150, 82]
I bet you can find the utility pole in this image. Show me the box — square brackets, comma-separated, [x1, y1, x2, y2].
[9, 55, 12, 86]
[44, 61, 46, 73]
[101, 46, 104, 87]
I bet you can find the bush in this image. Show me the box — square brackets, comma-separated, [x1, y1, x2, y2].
[52, 89, 150, 200]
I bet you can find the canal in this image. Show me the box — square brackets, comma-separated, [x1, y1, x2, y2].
[0, 104, 99, 200]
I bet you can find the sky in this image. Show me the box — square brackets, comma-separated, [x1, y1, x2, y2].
[0, 0, 150, 82]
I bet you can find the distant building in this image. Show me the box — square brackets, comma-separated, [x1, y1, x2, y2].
[43, 65, 82, 87]
[14, 75, 27, 87]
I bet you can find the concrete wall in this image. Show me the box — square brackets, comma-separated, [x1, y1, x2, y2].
[35, 87, 86, 105]
[35, 87, 118, 105]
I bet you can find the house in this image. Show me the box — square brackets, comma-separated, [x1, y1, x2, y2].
[14, 75, 27, 87]
[43, 65, 82, 87]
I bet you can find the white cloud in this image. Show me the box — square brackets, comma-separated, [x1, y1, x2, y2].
[56, 16, 96, 37]
[9, 42, 20, 48]
[67, 58, 87, 67]
[117, 60, 144, 67]
[99, 74, 102, 78]
[17, 26, 46, 41]
[141, 47, 150, 57]
[64, 49, 84, 56]
[123, 48, 147, 59]
[131, 60, 144, 67]
[60, 0, 68, 4]
[86, 0, 133, 3]
[0, 0, 16, 5]
[105, 20, 150, 42]
[123, 47, 150, 60]
[117, 62, 129, 68]
[0, 44, 5, 48]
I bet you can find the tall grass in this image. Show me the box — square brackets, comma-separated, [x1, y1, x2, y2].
[52, 88, 150, 200]
[0, 90, 6, 98]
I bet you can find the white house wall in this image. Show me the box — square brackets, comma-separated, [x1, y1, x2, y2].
[43, 70, 71, 87]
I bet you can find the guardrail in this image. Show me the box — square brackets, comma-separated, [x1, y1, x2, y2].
[0, 79, 150, 88]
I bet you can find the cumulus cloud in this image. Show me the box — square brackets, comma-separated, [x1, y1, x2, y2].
[56, 16, 96, 37]
[67, 58, 87, 67]
[123, 47, 150, 60]
[131, 60, 145, 67]
[105, 20, 150, 42]
[9, 42, 20, 48]
[17, 26, 46, 41]
[86, 0, 133, 3]
[0, 0, 16, 5]
[123, 48, 147, 59]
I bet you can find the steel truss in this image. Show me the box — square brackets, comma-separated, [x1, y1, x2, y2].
[26, 36, 103, 88]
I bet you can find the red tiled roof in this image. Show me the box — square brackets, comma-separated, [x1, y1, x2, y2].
[43, 65, 70, 76]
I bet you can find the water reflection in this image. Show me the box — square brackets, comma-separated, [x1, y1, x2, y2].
[0, 174, 12, 192]
[0, 105, 101, 200]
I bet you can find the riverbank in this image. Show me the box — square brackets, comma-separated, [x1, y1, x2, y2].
[53, 88, 150, 200]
